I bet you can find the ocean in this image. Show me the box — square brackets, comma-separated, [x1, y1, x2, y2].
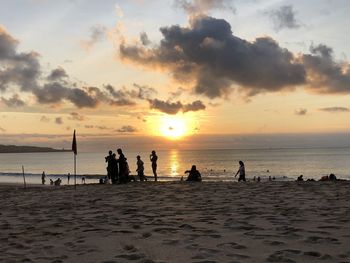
[1, 147, 350, 185]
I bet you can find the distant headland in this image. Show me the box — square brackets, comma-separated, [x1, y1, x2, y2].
[0, 145, 70, 153]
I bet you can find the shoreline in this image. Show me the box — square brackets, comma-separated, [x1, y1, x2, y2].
[2, 181, 350, 262]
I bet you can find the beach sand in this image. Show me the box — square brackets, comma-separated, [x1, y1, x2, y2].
[1, 181, 350, 263]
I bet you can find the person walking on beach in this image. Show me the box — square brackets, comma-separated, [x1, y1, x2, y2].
[136, 155, 147, 181]
[150, 150, 158, 181]
[67, 173, 71, 185]
[235, 161, 246, 182]
[41, 171, 46, 185]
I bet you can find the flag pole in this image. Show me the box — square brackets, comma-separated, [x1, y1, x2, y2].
[74, 153, 76, 189]
[72, 129, 77, 190]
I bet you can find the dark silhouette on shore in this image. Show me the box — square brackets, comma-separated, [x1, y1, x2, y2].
[105, 150, 113, 182]
[150, 150, 158, 181]
[136, 155, 147, 181]
[67, 173, 71, 184]
[185, 165, 202, 182]
[235, 161, 246, 182]
[297, 175, 304, 181]
[111, 153, 119, 184]
[117, 148, 128, 183]
[41, 171, 46, 185]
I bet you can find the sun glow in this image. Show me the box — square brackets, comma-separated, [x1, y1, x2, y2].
[160, 116, 186, 139]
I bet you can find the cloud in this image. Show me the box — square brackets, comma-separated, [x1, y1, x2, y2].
[175, 0, 235, 16]
[140, 32, 150, 46]
[267, 5, 301, 31]
[55, 117, 63, 125]
[319, 107, 349, 113]
[46, 67, 68, 81]
[117, 125, 137, 133]
[295, 108, 307, 115]
[120, 16, 306, 98]
[0, 26, 40, 92]
[1, 94, 25, 107]
[169, 87, 186, 98]
[119, 16, 350, 98]
[40, 115, 50, 122]
[80, 25, 106, 51]
[148, 98, 206, 114]
[115, 4, 124, 18]
[69, 112, 85, 121]
[302, 44, 350, 94]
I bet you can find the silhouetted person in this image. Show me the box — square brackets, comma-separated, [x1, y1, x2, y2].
[111, 153, 119, 184]
[41, 171, 46, 185]
[67, 173, 71, 185]
[185, 165, 202, 182]
[297, 175, 304, 181]
[117, 148, 128, 183]
[150, 150, 158, 181]
[329, 173, 337, 181]
[136, 155, 147, 181]
[105, 150, 113, 182]
[82, 176, 86, 184]
[235, 161, 246, 182]
[50, 179, 54, 185]
[257, 176, 261, 182]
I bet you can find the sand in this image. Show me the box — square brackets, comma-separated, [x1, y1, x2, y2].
[0, 181, 350, 263]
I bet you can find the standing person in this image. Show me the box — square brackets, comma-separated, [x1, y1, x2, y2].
[235, 161, 246, 182]
[150, 150, 158, 181]
[111, 153, 119, 184]
[41, 171, 46, 185]
[117, 148, 127, 183]
[105, 150, 113, 182]
[136, 155, 147, 181]
[67, 173, 71, 185]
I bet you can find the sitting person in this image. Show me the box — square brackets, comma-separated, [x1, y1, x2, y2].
[50, 179, 54, 185]
[297, 175, 304, 181]
[185, 165, 202, 182]
[54, 178, 61, 186]
[319, 173, 337, 181]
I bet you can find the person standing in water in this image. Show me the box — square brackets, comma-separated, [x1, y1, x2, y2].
[150, 150, 158, 181]
[235, 161, 246, 182]
[41, 171, 46, 185]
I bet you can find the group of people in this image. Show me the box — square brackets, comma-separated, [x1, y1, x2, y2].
[104, 149, 158, 184]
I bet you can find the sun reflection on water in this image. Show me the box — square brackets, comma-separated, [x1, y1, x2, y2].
[169, 149, 179, 177]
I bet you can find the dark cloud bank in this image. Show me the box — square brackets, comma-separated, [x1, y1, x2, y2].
[120, 16, 350, 98]
[0, 26, 205, 115]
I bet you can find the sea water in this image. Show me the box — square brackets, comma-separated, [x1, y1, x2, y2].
[1, 147, 350, 185]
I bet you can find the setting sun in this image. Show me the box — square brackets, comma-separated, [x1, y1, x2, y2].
[160, 116, 186, 139]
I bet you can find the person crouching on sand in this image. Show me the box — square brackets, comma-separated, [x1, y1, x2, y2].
[235, 161, 246, 182]
[185, 165, 202, 182]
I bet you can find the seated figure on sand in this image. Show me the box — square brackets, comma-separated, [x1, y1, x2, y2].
[185, 165, 202, 182]
[319, 173, 337, 181]
[297, 175, 304, 181]
[54, 178, 61, 186]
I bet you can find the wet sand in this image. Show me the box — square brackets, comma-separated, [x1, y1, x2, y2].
[1, 181, 350, 263]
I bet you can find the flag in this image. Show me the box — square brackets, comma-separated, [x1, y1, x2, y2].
[72, 130, 77, 155]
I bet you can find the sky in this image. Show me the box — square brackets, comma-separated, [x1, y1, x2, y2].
[1, 0, 350, 150]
